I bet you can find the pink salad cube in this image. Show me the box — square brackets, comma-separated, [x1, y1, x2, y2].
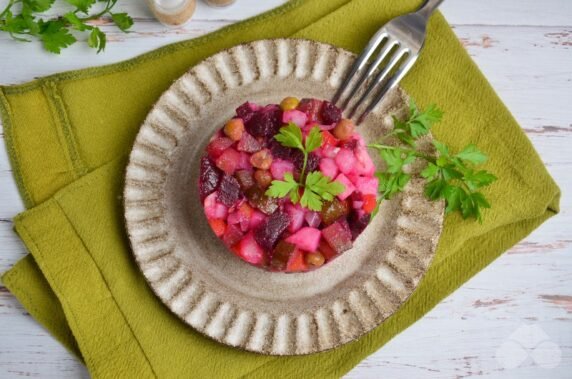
[270, 159, 295, 180]
[282, 109, 308, 128]
[286, 227, 321, 252]
[334, 173, 356, 200]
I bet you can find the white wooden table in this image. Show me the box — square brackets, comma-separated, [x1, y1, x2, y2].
[0, 1, 570, 377]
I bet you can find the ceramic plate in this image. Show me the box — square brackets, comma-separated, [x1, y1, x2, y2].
[124, 39, 444, 355]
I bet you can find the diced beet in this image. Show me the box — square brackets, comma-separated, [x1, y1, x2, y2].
[322, 220, 353, 254]
[304, 211, 321, 228]
[286, 248, 308, 272]
[246, 104, 283, 138]
[297, 98, 322, 123]
[268, 140, 294, 160]
[199, 156, 222, 201]
[293, 152, 319, 173]
[320, 198, 349, 225]
[282, 109, 308, 128]
[245, 186, 279, 215]
[318, 238, 337, 261]
[254, 211, 290, 251]
[223, 223, 243, 247]
[286, 203, 305, 233]
[236, 102, 258, 124]
[285, 227, 321, 252]
[347, 173, 360, 185]
[348, 209, 371, 240]
[238, 232, 266, 265]
[250, 210, 267, 229]
[235, 170, 254, 190]
[335, 148, 357, 175]
[218, 174, 241, 207]
[355, 176, 379, 195]
[270, 159, 295, 180]
[215, 148, 241, 174]
[271, 240, 296, 271]
[237, 132, 262, 153]
[335, 173, 356, 200]
[207, 137, 234, 159]
[339, 138, 358, 150]
[319, 158, 338, 179]
[237, 152, 253, 171]
[320, 101, 342, 125]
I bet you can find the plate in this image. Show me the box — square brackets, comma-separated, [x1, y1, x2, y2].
[124, 39, 444, 355]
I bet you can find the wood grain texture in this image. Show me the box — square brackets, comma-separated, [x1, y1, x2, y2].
[0, 0, 570, 377]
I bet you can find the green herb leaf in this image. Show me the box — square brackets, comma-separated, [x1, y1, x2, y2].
[265, 173, 300, 202]
[370, 100, 495, 222]
[456, 144, 488, 164]
[38, 20, 76, 54]
[65, 0, 95, 13]
[64, 12, 90, 31]
[23, 0, 55, 12]
[304, 126, 322, 153]
[274, 122, 304, 151]
[87, 26, 106, 53]
[111, 12, 133, 32]
[300, 187, 323, 211]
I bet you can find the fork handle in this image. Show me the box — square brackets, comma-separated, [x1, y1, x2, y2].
[417, 0, 444, 18]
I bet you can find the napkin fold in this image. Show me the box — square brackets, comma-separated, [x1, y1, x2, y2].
[0, 0, 560, 378]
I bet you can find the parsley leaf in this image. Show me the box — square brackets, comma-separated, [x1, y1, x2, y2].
[65, 0, 95, 14]
[369, 100, 496, 222]
[301, 172, 345, 211]
[275, 122, 304, 150]
[266, 173, 299, 201]
[39, 20, 76, 54]
[304, 126, 322, 153]
[111, 12, 133, 32]
[268, 124, 344, 211]
[87, 26, 106, 53]
[1, 0, 133, 53]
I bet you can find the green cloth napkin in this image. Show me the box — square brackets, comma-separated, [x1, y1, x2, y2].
[0, 0, 560, 377]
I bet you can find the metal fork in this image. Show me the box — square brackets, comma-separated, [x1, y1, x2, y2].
[333, 0, 444, 124]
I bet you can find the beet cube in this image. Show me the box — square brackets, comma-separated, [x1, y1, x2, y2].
[320, 101, 342, 125]
[322, 220, 353, 254]
[294, 152, 319, 173]
[223, 223, 244, 247]
[254, 211, 291, 251]
[237, 132, 262, 153]
[348, 209, 371, 240]
[297, 98, 323, 123]
[246, 105, 283, 138]
[234, 170, 254, 190]
[236, 102, 257, 124]
[199, 156, 222, 201]
[218, 174, 241, 207]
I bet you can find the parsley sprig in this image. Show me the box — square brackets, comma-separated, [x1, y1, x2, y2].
[266, 123, 345, 211]
[0, 0, 133, 54]
[369, 100, 497, 222]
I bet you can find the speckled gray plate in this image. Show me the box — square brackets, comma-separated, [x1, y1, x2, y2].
[124, 39, 444, 355]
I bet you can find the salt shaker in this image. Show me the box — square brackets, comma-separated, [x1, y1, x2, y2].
[146, 0, 196, 27]
[205, 0, 236, 7]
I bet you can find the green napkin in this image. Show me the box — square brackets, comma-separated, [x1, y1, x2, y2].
[0, 0, 560, 377]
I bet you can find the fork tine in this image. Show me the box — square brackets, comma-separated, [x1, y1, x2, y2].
[340, 39, 399, 109]
[356, 55, 418, 124]
[332, 30, 388, 105]
[348, 47, 409, 119]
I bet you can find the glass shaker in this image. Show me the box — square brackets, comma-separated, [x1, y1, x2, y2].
[146, 0, 197, 27]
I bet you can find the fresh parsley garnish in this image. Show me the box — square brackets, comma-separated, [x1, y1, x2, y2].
[265, 123, 345, 211]
[369, 100, 496, 222]
[0, 0, 133, 54]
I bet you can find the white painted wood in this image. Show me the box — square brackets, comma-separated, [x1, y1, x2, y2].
[0, 0, 571, 377]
